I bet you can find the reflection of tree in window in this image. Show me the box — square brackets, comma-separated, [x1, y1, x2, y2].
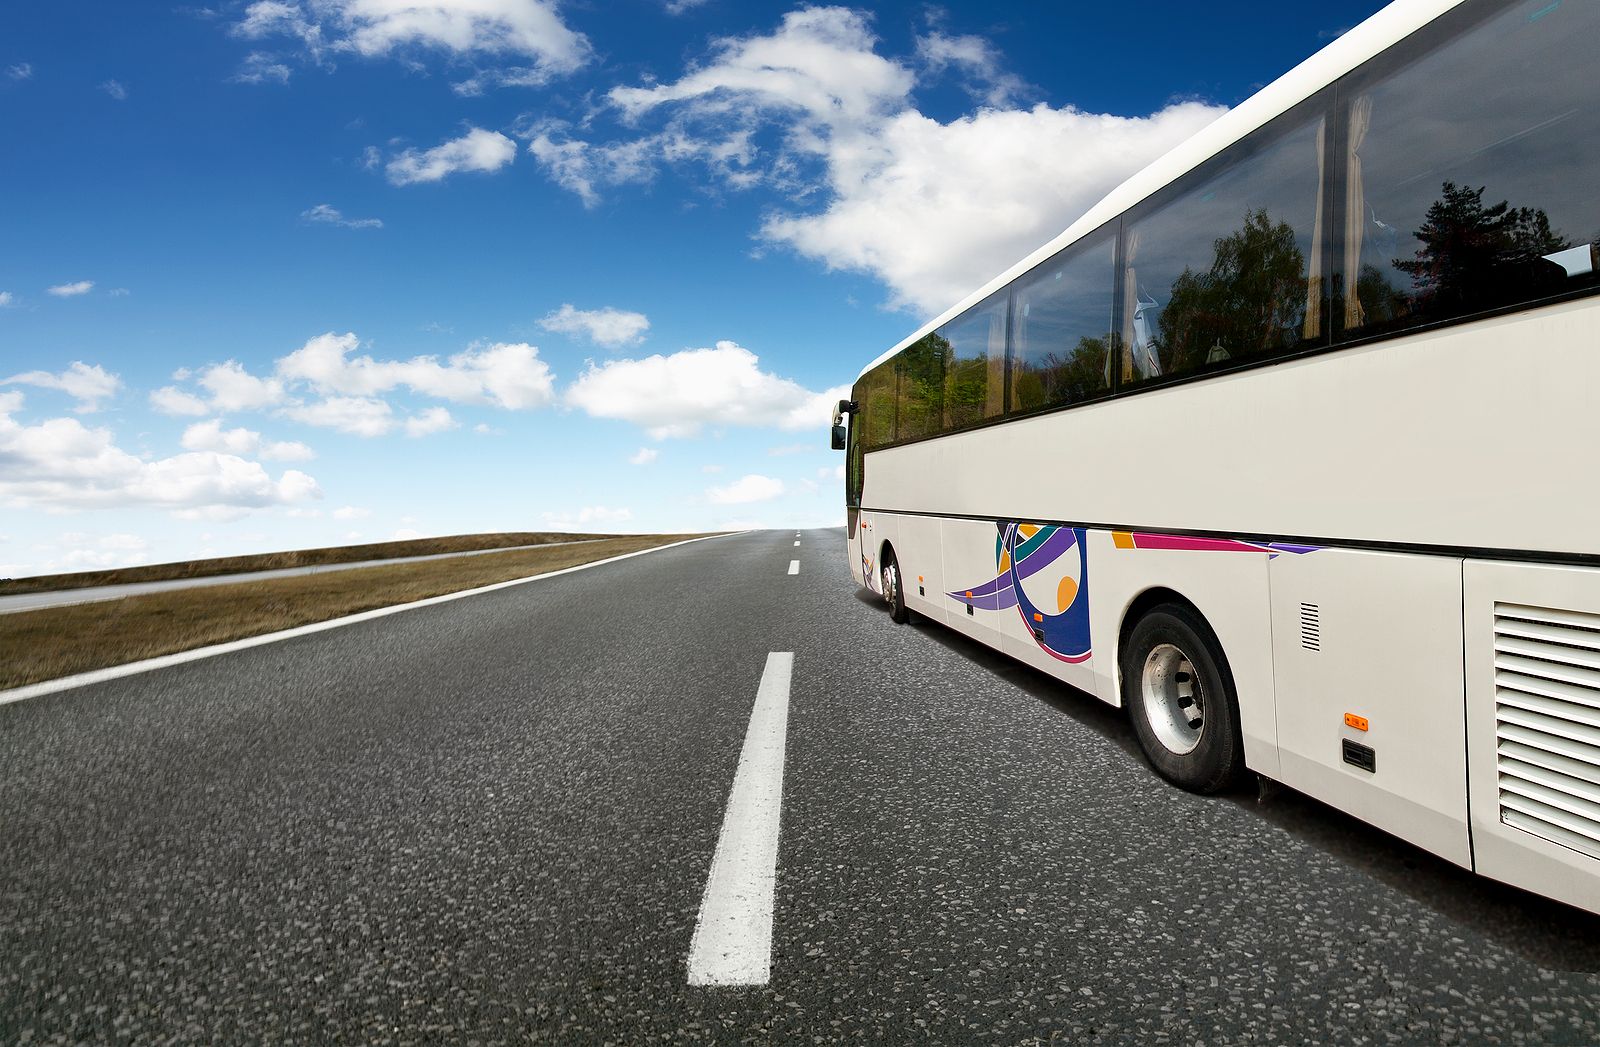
[1354, 182, 1572, 331]
[1012, 337, 1110, 410]
[945, 354, 990, 430]
[1154, 209, 1308, 376]
[896, 333, 948, 442]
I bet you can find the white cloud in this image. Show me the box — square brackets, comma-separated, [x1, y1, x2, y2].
[628, 446, 658, 465]
[915, 29, 1026, 108]
[767, 442, 812, 456]
[385, 127, 516, 185]
[6, 532, 153, 577]
[3, 362, 121, 413]
[8, 63, 31, 81]
[101, 79, 128, 100]
[283, 396, 394, 436]
[663, 0, 707, 12]
[150, 386, 211, 416]
[764, 100, 1224, 314]
[522, 131, 648, 208]
[539, 505, 633, 529]
[276, 332, 555, 409]
[392, 527, 424, 540]
[700, 463, 723, 473]
[565, 341, 847, 439]
[262, 439, 315, 461]
[47, 280, 94, 297]
[181, 419, 262, 456]
[533, 7, 1225, 315]
[0, 292, 13, 307]
[108, 287, 130, 297]
[198, 360, 287, 412]
[0, 391, 320, 516]
[234, 0, 592, 83]
[539, 303, 649, 348]
[405, 406, 458, 436]
[333, 504, 370, 519]
[706, 473, 784, 505]
[608, 8, 910, 127]
[301, 203, 382, 229]
[233, 51, 293, 84]
[180, 418, 315, 461]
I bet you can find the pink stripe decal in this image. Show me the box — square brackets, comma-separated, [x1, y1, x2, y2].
[1128, 533, 1268, 553]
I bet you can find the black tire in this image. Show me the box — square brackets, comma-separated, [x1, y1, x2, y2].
[881, 548, 911, 624]
[1120, 602, 1245, 794]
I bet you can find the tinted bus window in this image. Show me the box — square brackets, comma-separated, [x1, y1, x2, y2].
[1120, 106, 1328, 388]
[939, 293, 1008, 431]
[1010, 226, 1117, 413]
[1340, 0, 1600, 338]
[856, 359, 896, 450]
[895, 333, 948, 442]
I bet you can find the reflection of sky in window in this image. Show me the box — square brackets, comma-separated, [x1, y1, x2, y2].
[1359, 0, 1598, 284]
[940, 295, 1006, 364]
[1013, 234, 1115, 366]
[1129, 119, 1322, 321]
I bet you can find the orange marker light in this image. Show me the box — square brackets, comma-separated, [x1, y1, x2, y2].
[1033, 612, 1044, 622]
[1344, 713, 1369, 732]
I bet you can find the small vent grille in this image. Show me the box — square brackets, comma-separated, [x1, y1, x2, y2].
[1300, 603, 1321, 652]
[1493, 602, 1600, 862]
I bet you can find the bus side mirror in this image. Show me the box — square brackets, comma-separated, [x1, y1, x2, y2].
[830, 424, 847, 450]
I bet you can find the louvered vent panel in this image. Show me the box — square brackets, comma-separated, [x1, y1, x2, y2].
[1494, 602, 1600, 861]
[1300, 603, 1321, 652]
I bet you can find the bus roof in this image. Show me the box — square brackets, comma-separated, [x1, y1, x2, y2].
[856, 0, 1462, 383]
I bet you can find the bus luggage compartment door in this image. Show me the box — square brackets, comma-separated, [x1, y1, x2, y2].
[1465, 559, 1600, 915]
[1269, 547, 1470, 868]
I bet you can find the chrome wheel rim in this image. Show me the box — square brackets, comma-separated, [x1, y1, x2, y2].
[882, 562, 899, 610]
[1140, 643, 1204, 755]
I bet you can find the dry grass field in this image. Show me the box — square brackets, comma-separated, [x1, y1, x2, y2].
[0, 531, 621, 595]
[0, 534, 707, 691]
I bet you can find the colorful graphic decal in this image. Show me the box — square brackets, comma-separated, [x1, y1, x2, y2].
[1111, 531, 1321, 558]
[950, 523, 1092, 664]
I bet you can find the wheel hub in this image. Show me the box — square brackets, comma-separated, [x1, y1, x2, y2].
[1140, 642, 1204, 755]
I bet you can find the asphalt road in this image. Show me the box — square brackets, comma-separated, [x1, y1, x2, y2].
[3, 528, 1599, 1044]
[0, 539, 607, 616]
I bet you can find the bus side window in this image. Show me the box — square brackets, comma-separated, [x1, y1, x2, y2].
[1337, 0, 1600, 339]
[1119, 102, 1328, 388]
[1008, 226, 1117, 414]
[939, 293, 1008, 432]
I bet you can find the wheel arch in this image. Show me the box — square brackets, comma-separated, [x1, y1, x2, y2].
[1114, 586, 1236, 704]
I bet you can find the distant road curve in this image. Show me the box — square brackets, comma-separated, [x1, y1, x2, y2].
[0, 538, 608, 616]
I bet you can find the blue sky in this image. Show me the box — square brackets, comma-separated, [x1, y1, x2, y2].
[0, 0, 1385, 576]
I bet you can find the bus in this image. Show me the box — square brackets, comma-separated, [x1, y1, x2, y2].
[831, 0, 1600, 915]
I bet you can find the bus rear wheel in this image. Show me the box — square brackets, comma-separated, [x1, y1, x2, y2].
[881, 550, 910, 624]
[1120, 603, 1244, 794]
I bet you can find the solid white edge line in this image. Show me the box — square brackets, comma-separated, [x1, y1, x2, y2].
[0, 532, 750, 706]
[687, 651, 794, 987]
[787, 560, 799, 575]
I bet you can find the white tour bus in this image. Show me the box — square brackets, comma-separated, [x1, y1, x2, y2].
[831, 0, 1600, 914]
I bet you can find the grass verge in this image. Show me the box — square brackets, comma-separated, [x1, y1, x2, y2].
[0, 531, 624, 595]
[0, 533, 709, 691]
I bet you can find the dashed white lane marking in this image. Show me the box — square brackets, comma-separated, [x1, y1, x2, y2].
[688, 652, 794, 987]
[792, 540, 800, 547]
[787, 560, 799, 575]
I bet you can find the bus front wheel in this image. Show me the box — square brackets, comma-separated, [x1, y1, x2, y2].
[1120, 603, 1245, 794]
[881, 550, 910, 624]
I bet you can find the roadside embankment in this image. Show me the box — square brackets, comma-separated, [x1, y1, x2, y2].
[0, 534, 707, 691]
